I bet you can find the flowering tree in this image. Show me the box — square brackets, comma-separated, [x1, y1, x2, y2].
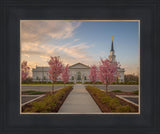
[48, 56, 63, 92]
[89, 65, 97, 84]
[21, 61, 30, 81]
[98, 58, 119, 93]
[61, 64, 70, 86]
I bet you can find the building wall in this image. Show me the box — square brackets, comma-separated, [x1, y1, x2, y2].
[118, 71, 125, 82]
[32, 67, 91, 83]
[69, 68, 90, 83]
[33, 71, 50, 81]
[32, 66, 125, 83]
[117, 68, 125, 82]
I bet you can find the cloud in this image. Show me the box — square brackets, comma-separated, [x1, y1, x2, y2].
[21, 42, 95, 66]
[21, 20, 98, 69]
[73, 38, 80, 42]
[21, 20, 81, 44]
[121, 64, 139, 75]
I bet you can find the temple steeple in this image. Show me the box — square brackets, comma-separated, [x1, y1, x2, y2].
[111, 36, 114, 51]
[108, 36, 116, 62]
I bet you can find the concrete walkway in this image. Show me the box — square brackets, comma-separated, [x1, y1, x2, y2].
[58, 84, 101, 113]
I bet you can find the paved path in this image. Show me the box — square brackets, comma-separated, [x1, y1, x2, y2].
[22, 95, 39, 104]
[21, 85, 66, 92]
[58, 84, 101, 113]
[21, 95, 45, 106]
[22, 85, 138, 92]
[93, 85, 139, 92]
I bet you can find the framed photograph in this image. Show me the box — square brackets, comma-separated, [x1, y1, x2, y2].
[0, 0, 159, 133]
[20, 20, 140, 114]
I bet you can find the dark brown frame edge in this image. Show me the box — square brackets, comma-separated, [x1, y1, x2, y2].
[0, 0, 160, 134]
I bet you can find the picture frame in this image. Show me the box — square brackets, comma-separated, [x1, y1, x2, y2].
[0, 0, 159, 133]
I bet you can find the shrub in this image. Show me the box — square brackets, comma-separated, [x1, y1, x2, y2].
[110, 81, 138, 85]
[116, 105, 131, 112]
[100, 96, 112, 104]
[66, 82, 74, 84]
[95, 81, 103, 84]
[133, 90, 138, 95]
[76, 82, 82, 84]
[54, 81, 64, 84]
[108, 98, 120, 110]
[86, 86, 135, 112]
[112, 82, 116, 85]
[23, 86, 73, 112]
[112, 90, 122, 93]
[22, 81, 74, 85]
[84, 81, 103, 84]
[84, 81, 93, 84]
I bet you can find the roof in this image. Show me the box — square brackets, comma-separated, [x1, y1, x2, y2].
[32, 63, 90, 72]
[32, 66, 49, 72]
[69, 62, 90, 69]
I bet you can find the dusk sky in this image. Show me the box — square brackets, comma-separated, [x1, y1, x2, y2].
[21, 20, 139, 75]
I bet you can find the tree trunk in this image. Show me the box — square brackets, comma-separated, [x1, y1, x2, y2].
[52, 82, 54, 93]
[106, 84, 108, 94]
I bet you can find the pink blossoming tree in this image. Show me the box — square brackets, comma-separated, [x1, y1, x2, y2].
[21, 61, 30, 81]
[89, 65, 97, 85]
[98, 58, 119, 94]
[61, 64, 70, 86]
[48, 56, 63, 92]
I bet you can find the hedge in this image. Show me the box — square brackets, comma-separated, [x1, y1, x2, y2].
[22, 81, 74, 84]
[84, 81, 138, 85]
[86, 86, 137, 112]
[22, 86, 73, 112]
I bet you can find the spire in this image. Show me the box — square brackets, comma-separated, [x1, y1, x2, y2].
[111, 36, 114, 51]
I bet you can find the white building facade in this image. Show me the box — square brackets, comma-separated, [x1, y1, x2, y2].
[108, 36, 125, 82]
[32, 37, 125, 83]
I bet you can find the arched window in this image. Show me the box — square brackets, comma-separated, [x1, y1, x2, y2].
[72, 76, 74, 80]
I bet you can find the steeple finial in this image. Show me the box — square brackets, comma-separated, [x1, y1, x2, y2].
[111, 36, 114, 51]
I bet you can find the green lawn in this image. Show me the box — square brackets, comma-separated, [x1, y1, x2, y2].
[111, 90, 123, 93]
[132, 90, 139, 95]
[22, 90, 46, 95]
[22, 83, 73, 85]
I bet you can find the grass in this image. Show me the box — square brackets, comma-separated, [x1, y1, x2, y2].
[22, 86, 73, 113]
[112, 90, 123, 93]
[22, 83, 73, 85]
[22, 90, 46, 95]
[132, 90, 139, 95]
[86, 86, 138, 112]
[22, 81, 74, 85]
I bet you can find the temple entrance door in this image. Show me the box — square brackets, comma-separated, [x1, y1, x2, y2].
[77, 72, 81, 83]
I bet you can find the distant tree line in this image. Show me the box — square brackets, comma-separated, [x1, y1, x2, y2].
[124, 74, 139, 83]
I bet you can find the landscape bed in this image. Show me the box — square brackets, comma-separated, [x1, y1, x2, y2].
[86, 86, 138, 113]
[22, 86, 73, 113]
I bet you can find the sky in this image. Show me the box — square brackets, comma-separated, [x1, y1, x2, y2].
[21, 20, 139, 76]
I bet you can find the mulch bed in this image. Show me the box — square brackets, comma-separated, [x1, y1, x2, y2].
[53, 88, 73, 112]
[86, 89, 138, 113]
[108, 91, 138, 111]
[22, 88, 73, 112]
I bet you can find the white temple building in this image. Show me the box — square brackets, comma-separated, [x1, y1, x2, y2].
[32, 37, 125, 83]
